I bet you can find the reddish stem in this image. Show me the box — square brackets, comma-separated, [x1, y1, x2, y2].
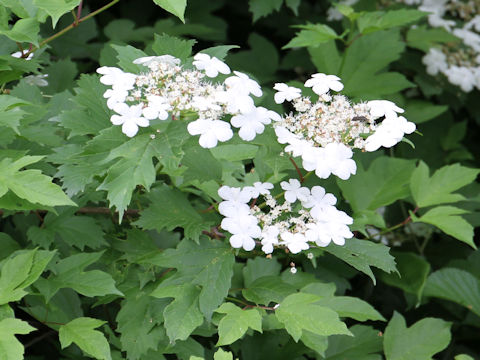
[289, 157, 304, 183]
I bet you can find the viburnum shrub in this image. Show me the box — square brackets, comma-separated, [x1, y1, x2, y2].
[0, 1, 479, 360]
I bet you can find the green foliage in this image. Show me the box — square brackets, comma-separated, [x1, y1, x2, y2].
[215, 303, 262, 345]
[0, 318, 36, 360]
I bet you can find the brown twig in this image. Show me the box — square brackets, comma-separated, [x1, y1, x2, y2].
[289, 157, 304, 183]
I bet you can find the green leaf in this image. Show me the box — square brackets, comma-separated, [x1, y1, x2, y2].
[0, 156, 76, 207]
[181, 141, 222, 183]
[200, 45, 239, 61]
[455, 355, 475, 360]
[308, 40, 342, 75]
[135, 185, 214, 241]
[424, 268, 480, 316]
[0, 233, 19, 260]
[242, 276, 296, 305]
[0, 94, 30, 133]
[337, 156, 416, 212]
[357, 9, 426, 34]
[324, 325, 383, 360]
[153, 0, 187, 22]
[324, 239, 396, 284]
[152, 33, 196, 62]
[414, 206, 475, 248]
[275, 293, 351, 342]
[383, 312, 451, 360]
[59, 317, 112, 360]
[153, 284, 204, 342]
[0, 18, 40, 46]
[0, 318, 36, 360]
[214, 348, 233, 360]
[149, 238, 234, 320]
[0, 249, 55, 304]
[283, 24, 339, 49]
[111, 44, 148, 73]
[406, 26, 459, 52]
[243, 257, 281, 287]
[210, 144, 259, 162]
[410, 162, 480, 208]
[379, 252, 431, 301]
[249, 0, 283, 22]
[403, 100, 448, 124]
[300, 331, 328, 357]
[33, 0, 81, 28]
[215, 302, 262, 345]
[340, 30, 413, 98]
[316, 296, 385, 322]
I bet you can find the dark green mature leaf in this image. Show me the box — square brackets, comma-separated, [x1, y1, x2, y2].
[135, 185, 214, 241]
[357, 9, 426, 34]
[59, 317, 111, 360]
[383, 312, 451, 360]
[27, 211, 106, 250]
[152, 284, 204, 342]
[308, 40, 342, 75]
[324, 325, 383, 360]
[324, 239, 396, 284]
[283, 24, 339, 49]
[0, 249, 55, 304]
[152, 33, 196, 62]
[210, 144, 259, 162]
[149, 238, 234, 320]
[414, 206, 475, 248]
[0, 233, 19, 260]
[249, 0, 283, 22]
[275, 293, 351, 341]
[379, 252, 431, 301]
[424, 268, 480, 316]
[243, 257, 282, 287]
[111, 44, 147, 73]
[300, 331, 328, 357]
[340, 30, 413, 98]
[410, 162, 480, 208]
[181, 141, 222, 183]
[406, 26, 459, 52]
[242, 276, 296, 305]
[337, 156, 416, 213]
[153, 0, 187, 22]
[215, 303, 262, 345]
[200, 45, 239, 61]
[33, 0, 81, 28]
[403, 100, 448, 124]
[0, 318, 36, 360]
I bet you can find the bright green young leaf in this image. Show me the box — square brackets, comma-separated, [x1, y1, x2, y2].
[275, 293, 351, 342]
[337, 156, 416, 213]
[59, 317, 112, 360]
[153, 0, 187, 22]
[249, 0, 283, 22]
[410, 161, 480, 208]
[324, 325, 383, 360]
[379, 252, 431, 301]
[33, 0, 81, 28]
[0, 95, 30, 133]
[414, 206, 475, 248]
[0, 249, 55, 304]
[0, 156, 76, 207]
[111, 44, 148, 73]
[357, 9, 427, 34]
[215, 302, 262, 345]
[324, 239, 397, 284]
[135, 185, 214, 241]
[242, 276, 296, 305]
[455, 355, 475, 360]
[214, 348, 233, 360]
[148, 238, 234, 320]
[283, 24, 339, 49]
[424, 268, 480, 316]
[152, 33, 196, 61]
[300, 331, 328, 356]
[0, 18, 39, 46]
[316, 296, 385, 322]
[0, 318, 36, 360]
[308, 40, 342, 75]
[383, 312, 451, 360]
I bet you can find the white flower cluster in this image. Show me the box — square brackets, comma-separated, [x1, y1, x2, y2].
[218, 179, 354, 254]
[405, 0, 480, 92]
[272, 75, 416, 180]
[97, 53, 280, 145]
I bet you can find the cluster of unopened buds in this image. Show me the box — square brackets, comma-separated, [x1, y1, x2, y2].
[218, 180, 353, 254]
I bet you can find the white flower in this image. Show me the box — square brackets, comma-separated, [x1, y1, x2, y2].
[133, 55, 181, 66]
[446, 66, 475, 92]
[221, 214, 261, 251]
[111, 103, 149, 137]
[231, 107, 280, 141]
[247, 182, 274, 198]
[225, 71, 262, 97]
[422, 48, 448, 76]
[367, 100, 404, 120]
[193, 53, 231, 77]
[260, 225, 279, 254]
[191, 96, 221, 112]
[11, 51, 33, 60]
[187, 119, 233, 148]
[275, 126, 298, 144]
[306, 207, 353, 246]
[143, 95, 170, 120]
[364, 116, 416, 152]
[96, 66, 136, 91]
[273, 83, 301, 104]
[302, 143, 356, 180]
[103, 88, 128, 109]
[280, 232, 309, 254]
[304, 73, 344, 95]
[218, 185, 254, 203]
[280, 179, 310, 203]
[302, 186, 337, 218]
[24, 74, 48, 87]
[284, 138, 312, 158]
